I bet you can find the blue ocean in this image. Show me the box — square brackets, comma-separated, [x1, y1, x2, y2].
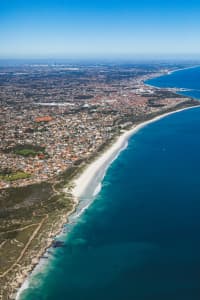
[20, 67, 200, 300]
[146, 66, 200, 99]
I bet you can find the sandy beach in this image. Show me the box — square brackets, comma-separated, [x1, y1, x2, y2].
[16, 104, 200, 300]
[72, 105, 200, 200]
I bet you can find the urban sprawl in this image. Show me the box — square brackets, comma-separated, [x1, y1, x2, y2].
[0, 64, 194, 189]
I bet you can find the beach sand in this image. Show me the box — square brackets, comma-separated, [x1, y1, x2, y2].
[15, 104, 200, 300]
[72, 105, 200, 200]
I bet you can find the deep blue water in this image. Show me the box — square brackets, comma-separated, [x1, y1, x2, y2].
[146, 66, 200, 99]
[20, 68, 200, 300]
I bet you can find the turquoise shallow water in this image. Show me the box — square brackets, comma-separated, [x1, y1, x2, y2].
[20, 68, 200, 300]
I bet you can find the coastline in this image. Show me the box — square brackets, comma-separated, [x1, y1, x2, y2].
[72, 105, 200, 200]
[145, 64, 200, 89]
[167, 64, 200, 75]
[15, 103, 200, 300]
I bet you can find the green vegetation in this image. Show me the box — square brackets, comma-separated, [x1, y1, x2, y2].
[0, 171, 30, 182]
[0, 168, 31, 182]
[0, 181, 74, 298]
[1, 100, 199, 299]
[15, 148, 39, 157]
[13, 144, 46, 157]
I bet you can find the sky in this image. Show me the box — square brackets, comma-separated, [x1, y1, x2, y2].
[1, 0, 200, 59]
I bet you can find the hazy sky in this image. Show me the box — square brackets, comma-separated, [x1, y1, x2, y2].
[1, 0, 200, 58]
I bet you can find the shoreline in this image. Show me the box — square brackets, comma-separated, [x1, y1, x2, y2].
[167, 64, 200, 75]
[145, 64, 200, 89]
[71, 105, 200, 200]
[15, 103, 200, 300]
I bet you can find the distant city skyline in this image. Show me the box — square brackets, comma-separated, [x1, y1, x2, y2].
[1, 0, 200, 58]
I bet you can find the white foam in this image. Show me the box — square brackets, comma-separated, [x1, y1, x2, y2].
[16, 105, 200, 300]
[93, 183, 102, 197]
[16, 279, 29, 300]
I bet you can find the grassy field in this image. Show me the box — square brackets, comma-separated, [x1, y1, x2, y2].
[13, 144, 46, 157]
[0, 171, 30, 182]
